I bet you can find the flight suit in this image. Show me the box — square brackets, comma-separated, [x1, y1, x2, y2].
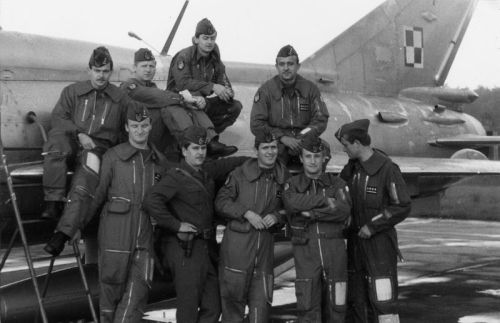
[250, 75, 329, 163]
[143, 157, 247, 323]
[45, 80, 135, 236]
[215, 159, 288, 323]
[120, 77, 218, 150]
[340, 150, 411, 323]
[283, 173, 351, 323]
[81, 142, 165, 323]
[167, 45, 242, 134]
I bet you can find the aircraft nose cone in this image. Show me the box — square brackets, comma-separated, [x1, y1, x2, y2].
[467, 90, 479, 103]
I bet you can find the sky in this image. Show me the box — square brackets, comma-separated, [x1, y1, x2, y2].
[0, 0, 499, 89]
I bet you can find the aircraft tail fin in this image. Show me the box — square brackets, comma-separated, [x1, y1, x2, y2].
[302, 0, 478, 96]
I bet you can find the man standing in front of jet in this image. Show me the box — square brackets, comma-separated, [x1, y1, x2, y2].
[335, 119, 411, 323]
[250, 45, 329, 165]
[283, 135, 351, 322]
[167, 18, 242, 150]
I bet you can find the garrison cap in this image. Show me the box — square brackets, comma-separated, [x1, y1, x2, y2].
[134, 48, 155, 63]
[277, 45, 299, 61]
[127, 103, 151, 122]
[300, 135, 327, 153]
[89, 46, 113, 70]
[335, 119, 370, 141]
[181, 126, 208, 146]
[254, 131, 278, 148]
[195, 18, 216, 37]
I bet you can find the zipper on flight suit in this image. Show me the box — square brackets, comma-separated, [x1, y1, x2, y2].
[101, 102, 108, 125]
[87, 92, 97, 135]
[81, 99, 88, 122]
[312, 180, 327, 279]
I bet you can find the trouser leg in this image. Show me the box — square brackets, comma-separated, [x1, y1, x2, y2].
[99, 281, 125, 323]
[323, 239, 348, 323]
[247, 270, 273, 323]
[43, 133, 77, 201]
[165, 238, 220, 323]
[206, 98, 242, 133]
[294, 244, 322, 323]
[56, 148, 104, 238]
[114, 249, 153, 323]
[162, 105, 217, 142]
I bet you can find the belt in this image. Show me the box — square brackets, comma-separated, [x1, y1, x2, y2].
[195, 228, 215, 240]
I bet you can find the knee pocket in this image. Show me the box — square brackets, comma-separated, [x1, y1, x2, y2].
[328, 279, 347, 310]
[221, 267, 248, 302]
[100, 250, 131, 284]
[295, 278, 313, 311]
[371, 276, 395, 303]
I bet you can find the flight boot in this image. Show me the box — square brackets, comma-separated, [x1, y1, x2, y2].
[207, 139, 237, 158]
[44, 231, 70, 257]
[40, 201, 64, 220]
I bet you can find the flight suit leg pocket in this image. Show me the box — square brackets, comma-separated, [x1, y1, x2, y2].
[222, 266, 248, 302]
[100, 250, 131, 284]
[295, 278, 313, 311]
[264, 274, 274, 304]
[328, 279, 347, 310]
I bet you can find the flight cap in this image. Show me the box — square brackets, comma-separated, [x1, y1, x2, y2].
[134, 48, 155, 63]
[254, 131, 278, 149]
[182, 126, 208, 146]
[277, 45, 299, 61]
[127, 103, 150, 122]
[300, 135, 326, 153]
[195, 18, 216, 37]
[89, 46, 113, 70]
[335, 119, 370, 141]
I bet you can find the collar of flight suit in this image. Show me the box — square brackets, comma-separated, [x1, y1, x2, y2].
[269, 74, 309, 101]
[293, 172, 336, 192]
[359, 149, 390, 176]
[113, 141, 159, 163]
[128, 77, 157, 88]
[192, 43, 221, 64]
[241, 158, 287, 184]
[74, 80, 124, 102]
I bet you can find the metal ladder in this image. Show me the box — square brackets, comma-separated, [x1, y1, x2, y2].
[0, 151, 98, 323]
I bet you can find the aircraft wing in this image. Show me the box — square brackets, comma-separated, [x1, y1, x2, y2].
[428, 134, 500, 148]
[327, 153, 500, 175]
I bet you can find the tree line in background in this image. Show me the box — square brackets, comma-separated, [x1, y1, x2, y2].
[464, 86, 500, 134]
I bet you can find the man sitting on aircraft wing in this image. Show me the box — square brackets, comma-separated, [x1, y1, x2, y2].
[250, 45, 329, 165]
[121, 48, 237, 158]
[43, 47, 146, 256]
[166, 18, 242, 144]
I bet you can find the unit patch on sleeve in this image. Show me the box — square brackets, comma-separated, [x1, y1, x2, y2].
[403, 26, 423, 68]
[254, 91, 260, 103]
[177, 60, 185, 70]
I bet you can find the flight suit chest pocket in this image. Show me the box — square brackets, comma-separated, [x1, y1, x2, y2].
[298, 98, 312, 125]
[365, 181, 382, 209]
[107, 197, 131, 214]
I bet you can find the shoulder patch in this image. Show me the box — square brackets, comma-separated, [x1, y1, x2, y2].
[177, 60, 185, 70]
[128, 83, 136, 90]
[254, 91, 260, 103]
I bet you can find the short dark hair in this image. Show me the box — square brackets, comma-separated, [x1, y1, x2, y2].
[343, 132, 371, 146]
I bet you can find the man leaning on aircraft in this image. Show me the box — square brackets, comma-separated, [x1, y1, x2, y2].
[121, 48, 237, 158]
[167, 18, 242, 145]
[250, 45, 329, 165]
[43, 47, 146, 257]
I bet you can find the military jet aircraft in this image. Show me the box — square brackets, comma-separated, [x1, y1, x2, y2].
[2, 0, 500, 321]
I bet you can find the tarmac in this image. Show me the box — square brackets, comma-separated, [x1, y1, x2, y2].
[3, 217, 500, 322]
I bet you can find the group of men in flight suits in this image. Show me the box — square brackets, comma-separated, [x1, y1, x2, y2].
[41, 17, 411, 323]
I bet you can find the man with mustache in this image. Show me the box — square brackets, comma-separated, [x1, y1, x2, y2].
[43, 47, 145, 256]
[250, 45, 329, 165]
[121, 48, 237, 158]
[144, 125, 244, 323]
[167, 18, 242, 143]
